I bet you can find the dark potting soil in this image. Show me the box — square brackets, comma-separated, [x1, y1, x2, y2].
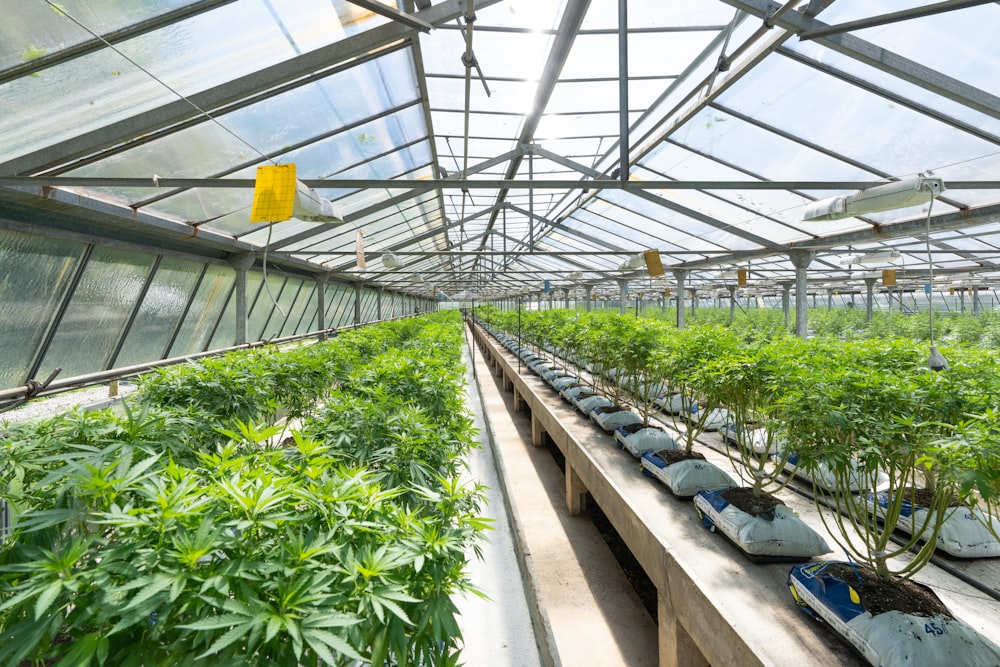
[721, 486, 782, 518]
[899, 486, 960, 508]
[596, 404, 631, 414]
[652, 449, 705, 466]
[826, 563, 953, 619]
[621, 422, 660, 435]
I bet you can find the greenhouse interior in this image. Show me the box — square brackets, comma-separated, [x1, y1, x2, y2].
[2, 1, 1000, 665]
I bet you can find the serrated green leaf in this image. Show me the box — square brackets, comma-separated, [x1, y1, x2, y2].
[54, 632, 99, 667]
[195, 623, 249, 659]
[376, 596, 413, 625]
[265, 614, 282, 643]
[303, 627, 364, 662]
[34, 580, 62, 620]
[179, 613, 247, 631]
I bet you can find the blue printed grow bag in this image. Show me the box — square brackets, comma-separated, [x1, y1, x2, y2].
[788, 561, 1000, 666]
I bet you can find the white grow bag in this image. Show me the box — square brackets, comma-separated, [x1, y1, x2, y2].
[591, 406, 643, 433]
[789, 561, 1000, 666]
[640, 451, 735, 497]
[551, 376, 579, 393]
[783, 455, 888, 493]
[686, 404, 731, 431]
[653, 392, 691, 415]
[871, 492, 1000, 558]
[615, 425, 677, 458]
[575, 394, 614, 414]
[694, 488, 831, 560]
[561, 385, 592, 402]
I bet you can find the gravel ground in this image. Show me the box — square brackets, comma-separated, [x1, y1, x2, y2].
[1, 384, 138, 425]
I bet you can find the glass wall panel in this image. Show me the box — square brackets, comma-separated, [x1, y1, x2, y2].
[206, 270, 264, 350]
[328, 283, 355, 327]
[38, 247, 154, 381]
[0, 231, 86, 389]
[246, 273, 283, 341]
[296, 287, 320, 334]
[115, 256, 205, 368]
[359, 287, 378, 322]
[168, 265, 233, 356]
[268, 278, 312, 336]
[281, 279, 316, 336]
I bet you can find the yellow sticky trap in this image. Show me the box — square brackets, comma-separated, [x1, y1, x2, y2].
[643, 249, 664, 277]
[663, 288, 671, 297]
[882, 269, 896, 287]
[250, 164, 296, 222]
[737, 268, 748, 286]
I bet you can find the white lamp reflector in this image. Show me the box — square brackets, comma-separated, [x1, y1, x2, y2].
[381, 253, 405, 269]
[803, 177, 945, 222]
[292, 181, 344, 223]
[839, 249, 900, 266]
[618, 253, 646, 271]
[566, 271, 582, 281]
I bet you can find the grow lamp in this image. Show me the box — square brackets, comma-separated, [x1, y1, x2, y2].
[292, 180, 344, 223]
[803, 177, 945, 222]
[566, 271, 583, 281]
[618, 253, 647, 271]
[839, 249, 901, 266]
[381, 253, 405, 269]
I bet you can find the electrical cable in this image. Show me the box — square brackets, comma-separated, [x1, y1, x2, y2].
[923, 195, 948, 370]
[46, 1, 296, 319]
[262, 222, 287, 318]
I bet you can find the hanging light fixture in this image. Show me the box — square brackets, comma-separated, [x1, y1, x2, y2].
[839, 248, 901, 266]
[381, 253, 405, 269]
[618, 253, 646, 271]
[803, 177, 945, 221]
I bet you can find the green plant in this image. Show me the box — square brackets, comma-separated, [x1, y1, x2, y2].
[0, 311, 487, 665]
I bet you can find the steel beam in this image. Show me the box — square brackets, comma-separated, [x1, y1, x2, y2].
[0, 0, 504, 177]
[723, 0, 1000, 120]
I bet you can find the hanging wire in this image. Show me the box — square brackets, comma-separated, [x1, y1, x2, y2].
[44, 2, 305, 320]
[262, 223, 287, 318]
[45, 1, 274, 166]
[923, 194, 948, 371]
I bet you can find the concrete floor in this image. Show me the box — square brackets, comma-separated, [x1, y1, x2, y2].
[458, 335, 658, 666]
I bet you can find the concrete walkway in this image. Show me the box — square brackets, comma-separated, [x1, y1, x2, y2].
[460, 333, 658, 666]
[455, 343, 545, 667]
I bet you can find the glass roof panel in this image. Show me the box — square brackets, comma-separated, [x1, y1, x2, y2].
[715, 55, 999, 182]
[0, 0, 196, 71]
[535, 112, 641, 142]
[0, 0, 383, 163]
[815, 2, 1000, 96]
[636, 144, 851, 237]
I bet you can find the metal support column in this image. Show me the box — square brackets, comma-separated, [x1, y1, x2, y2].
[673, 269, 687, 329]
[865, 278, 876, 322]
[728, 285, 737, 323]
[315, 273, 329, 341]
[790, 250, 814, 338]
[229, 253, 256, 345]
[780, 281, 792, 330]
[584, 285, 593, 312]
[617, 280, 628, 315]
